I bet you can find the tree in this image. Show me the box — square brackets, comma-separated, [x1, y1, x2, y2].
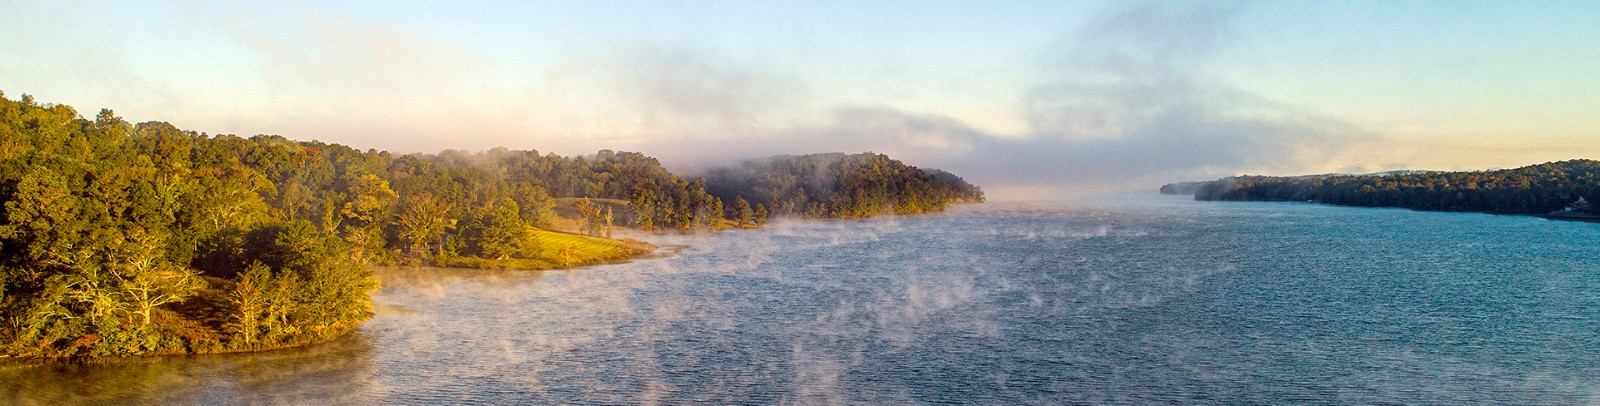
[261, 269, 301, 341]
[259, 221, 376, 334]
[227, 263, 271, 345]
[395, 194, 453, 260]
[733, 196, 754, 226]
[339, 173, 397, 263]
[113, 229, 201, 327]
[0, 93, 393, 357]
[275, 178, 313, 221]
[576, 198, 611, 237]
[516, 185, 557, 228]
[464, 198, 534, 261]
[630, 187, 658, 230]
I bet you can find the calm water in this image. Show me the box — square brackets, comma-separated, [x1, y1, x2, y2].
[6, 196, 1600, 405]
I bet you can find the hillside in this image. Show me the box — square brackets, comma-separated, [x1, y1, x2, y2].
[700, 152, 985, 219]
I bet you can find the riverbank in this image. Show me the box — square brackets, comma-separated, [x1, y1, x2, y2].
[0, 276, 367, 362]
[1547, 211, 1600, 222]
[1179, 195, 1600, 225]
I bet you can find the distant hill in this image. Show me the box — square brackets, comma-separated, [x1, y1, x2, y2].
[701, 152, 984, 219]
[1165, 160, 1600, 215]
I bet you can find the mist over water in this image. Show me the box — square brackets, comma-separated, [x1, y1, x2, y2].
[7, 196, 1600, 404]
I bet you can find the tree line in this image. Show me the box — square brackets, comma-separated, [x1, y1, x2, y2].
[0, 93, 379, 357]
[701, 153, 985, 219]
[1171, 160, 1600, 215]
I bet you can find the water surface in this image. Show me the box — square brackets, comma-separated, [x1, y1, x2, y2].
[6, 196, 1599, 404]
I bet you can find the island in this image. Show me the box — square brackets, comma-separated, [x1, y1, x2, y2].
[0, 92, 984, 359]
[1161, 160, 1600, 220]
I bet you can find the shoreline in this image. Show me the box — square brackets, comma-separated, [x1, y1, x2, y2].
[0, 326, 361, 365]
[1546, 212, 1600, 222]
[1189, 196, 1600, 223]
[3, 238, 691, 363]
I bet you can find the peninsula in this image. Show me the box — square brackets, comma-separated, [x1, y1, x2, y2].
[1161, 160, 1600, 220]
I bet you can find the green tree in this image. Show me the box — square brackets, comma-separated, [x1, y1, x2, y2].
[227, 263, 271, 345]
[262, 221, 377, 335]
[516, 185, 557, 228]
[630, 187, 658, 230]
[339, 173, 397, 263]
[576, 198, 612, 237]
[395, 194, 453, 261]
[113, 229, 200, 327]
[464, 198, 534, 261]
[733, 195, 754, 226]
[262, 269, 301, 341]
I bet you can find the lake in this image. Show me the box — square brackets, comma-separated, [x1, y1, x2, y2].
[6, 195, 1599, 404]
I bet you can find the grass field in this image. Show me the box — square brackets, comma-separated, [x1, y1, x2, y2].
[435, 227, 655, 270]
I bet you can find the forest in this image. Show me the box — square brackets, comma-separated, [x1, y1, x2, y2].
[0, 93, 984, 358]
[1168, 160, 1600, 215]
[701, 153, 985, 219]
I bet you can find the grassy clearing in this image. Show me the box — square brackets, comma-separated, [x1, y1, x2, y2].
[432, 196, 761, 271]
[435, 227, 655, 270]
[547, 198, 631, 231]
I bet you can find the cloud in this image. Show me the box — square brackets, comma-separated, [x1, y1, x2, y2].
[0, 1, 178, 115]
[195, 6, 542, 153]
[216, 9, 482, 107]
[613, 2, 1367, 198]
[974, 1, 1367, 194]
[536, 45, 811, 142]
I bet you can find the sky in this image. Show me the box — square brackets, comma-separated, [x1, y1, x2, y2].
[3, 0, 1597, 198]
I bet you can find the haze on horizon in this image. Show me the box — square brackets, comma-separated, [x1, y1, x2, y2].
[3, 0, 1596, 199]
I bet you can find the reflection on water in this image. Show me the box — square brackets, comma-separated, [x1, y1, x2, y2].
[2, 331, 379, 405]
[6, 196, 1600, 404]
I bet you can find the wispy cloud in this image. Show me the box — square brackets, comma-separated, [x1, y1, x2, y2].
[624, 2, 1367, 197]
[227, 12, 479, 103]
[197, 6, 539, 152]
[0, 1, 178, 114]
[535, 45, 811, 142]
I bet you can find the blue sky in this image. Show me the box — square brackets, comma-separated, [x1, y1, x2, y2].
[2, 1, 1596, 196]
